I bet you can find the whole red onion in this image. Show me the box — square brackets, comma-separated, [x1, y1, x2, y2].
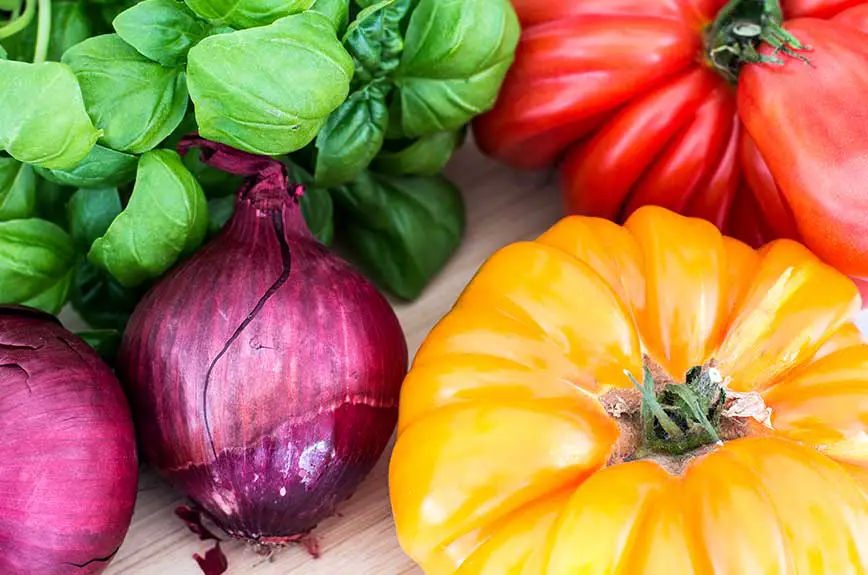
[0, 306, 138, 574]
[117, 138, 408, 552]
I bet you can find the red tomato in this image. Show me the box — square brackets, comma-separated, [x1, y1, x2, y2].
[474, 0, 868, 296]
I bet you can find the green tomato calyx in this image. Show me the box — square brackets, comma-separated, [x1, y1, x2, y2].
[705, 0, 812, 83]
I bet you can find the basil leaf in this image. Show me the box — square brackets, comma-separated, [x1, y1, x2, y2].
[71, 259, 145, 329]
[374, 130, 460, 176]
[301, 186, 334, 245]
[165, 110, 244, 197]
[67, 187, 123, 250]
[34, 177, 75, 227]
[282, 157, 334, 245]
[0, 218, 76, 313]
[21, 272, 74, 314]
[161, 106, 197, 148]
[63, 34, 188, 154]
[1, 1, 91, 62]
[88, 149, 208, 287]
[77, 328, 121, 363]
[113, 0, 211, 67]
[332, 171, 464, 299]
[344, 0, 410, 84]
[393, 0, 519, 137]
[207, 195, 234, 235]
[187, 12, 353, 155]
[183, 148, 243, 198]
[0, 158, 36, 221]
[310, 0, 348, 33]
[314, 80, 390, 187]
[95, 0, 140, 32]
[184, 0, 311, 30]
[35, 144, 138, 188]
[49, 1, 93, 60]
[0, 29, 26, 62]
[0, 61, 100, 168]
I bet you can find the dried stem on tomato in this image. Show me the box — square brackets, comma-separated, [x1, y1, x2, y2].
[625, 362, 725, 456]
[705, 0, 812, 82]
[603, 356, 773, 473]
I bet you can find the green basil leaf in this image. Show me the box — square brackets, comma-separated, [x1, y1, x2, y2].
[35, 144, 138, 188]
[314, 80, 389, 187]
[88, 149, 208, 287]
[161, 106, 197, 149]
[21, 271, 74, 314]
[0, 28, 28, 62]
[0, 218, 76, 313]
[183, 0, 311, 29]
[71, 259, 145, 329]
[67, 187, 123, 250]
[207, 194, 234, 235]
[95, 0, 140, 33]
[355, 0, 413, 8]
[184, 148, 243, 198]
[373, 130, 459, 175]
[282, 157, 334, 245]
[165, 110, 245, 197]
[34, 177, 76, 227]
[344, 0, 410, 84]
[393, 0, 519, 137]
[77, 328, 122, 363]
[50, 1, 93, 60]
[0, 158, 36, 221]
[310, 0, 348, 34]
[187, 12, 353, 155]
[0, 61, 100, 168]
[300, 185, 334, 245]
[1, 1, 91, 62]
[63, 34, 188, 154]
[113, 0, 211, 66]
[332, 170, 463, 299]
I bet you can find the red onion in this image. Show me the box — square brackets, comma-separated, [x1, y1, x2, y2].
[116, 138, 408, 558]
[0, 306, 138, 574]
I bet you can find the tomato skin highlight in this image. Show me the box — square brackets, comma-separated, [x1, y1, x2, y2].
[473, 14, 701, 169]
[739, 18, 868, 280]
[474, 0, 868, 291]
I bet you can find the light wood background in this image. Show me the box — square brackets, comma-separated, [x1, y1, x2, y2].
[61, 143, 868, 574]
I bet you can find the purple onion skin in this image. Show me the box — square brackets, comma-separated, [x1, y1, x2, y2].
[0, 306, 138, 574]
[117, 142, 408, 543]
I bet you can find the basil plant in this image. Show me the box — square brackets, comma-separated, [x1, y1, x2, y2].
[0, 0, 518, 341]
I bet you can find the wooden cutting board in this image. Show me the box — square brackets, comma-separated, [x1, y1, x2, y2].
[58, 143, 564, 574]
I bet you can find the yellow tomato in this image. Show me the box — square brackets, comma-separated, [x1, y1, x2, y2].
[390, 206, 868, 574]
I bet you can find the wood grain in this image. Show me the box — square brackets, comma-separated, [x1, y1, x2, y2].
[60, 143, 564, 574]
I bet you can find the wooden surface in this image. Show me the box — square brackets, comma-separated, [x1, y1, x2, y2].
[59, 143, 564, 574]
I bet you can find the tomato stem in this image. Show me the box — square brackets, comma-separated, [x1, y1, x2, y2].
[705, 0, 812, 83]
[625, 362, 726, 456]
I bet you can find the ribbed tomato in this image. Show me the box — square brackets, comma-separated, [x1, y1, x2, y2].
[473, 0, 868, 297]
[390, 206, 868, 574]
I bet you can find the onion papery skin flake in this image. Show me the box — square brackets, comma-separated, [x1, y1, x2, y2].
[0, 306, 138, 575]
[117, 139, 409, 543]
